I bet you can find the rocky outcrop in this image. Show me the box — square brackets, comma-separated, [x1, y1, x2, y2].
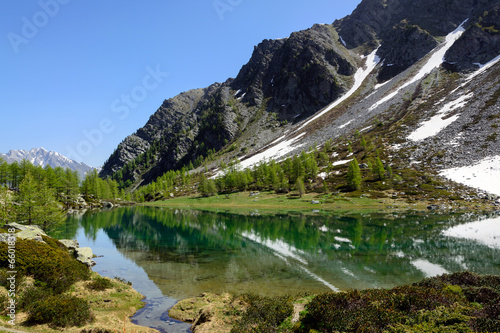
[100, 23, 359, 186]
[334, 0, 490, 49]
[233, 24, 357, 120]
[377, 23, 438, 81]
[445, 6, 500, 71]
[99, 0, 500, 190]
[0, 222, 46, 242]
[0, 223, 95, 266]
[74, 247, 96, 267]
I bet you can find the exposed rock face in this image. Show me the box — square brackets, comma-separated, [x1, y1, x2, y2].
[75, 247, 96, 267]
[334, 0, 489, 49]
[59, 239, 79, 250]
[377, 23, 438, 81]
[233, 24, 357, 120]
[100, 0, 500, 189]
[100, 24, 358, 185]
[445, 5, 500, 71]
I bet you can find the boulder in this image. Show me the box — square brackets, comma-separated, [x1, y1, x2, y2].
[3, 222, 47, 242]
[101, 201, 114, 208]
[59, 239, 79, 250]
[75, 247, 96, 267]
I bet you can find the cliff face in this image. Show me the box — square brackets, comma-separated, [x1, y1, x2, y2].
[100, 0, 500, 188]
[100, 22, 360, 184]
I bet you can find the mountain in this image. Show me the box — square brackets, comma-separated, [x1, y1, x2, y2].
[100, 0, 500, 192]
[0, 148, 96, 180]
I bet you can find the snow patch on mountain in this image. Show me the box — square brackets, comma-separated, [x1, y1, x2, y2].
[238, 133, 306, 170]
[439, 155, 500, 196]
[407, 93, 473, 141]
[369, 20, 468, 111]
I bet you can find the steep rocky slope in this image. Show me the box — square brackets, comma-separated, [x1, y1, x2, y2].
[100, 0, 500, 191]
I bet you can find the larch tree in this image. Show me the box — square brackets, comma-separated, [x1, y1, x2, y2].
[347, 158, 362, 191]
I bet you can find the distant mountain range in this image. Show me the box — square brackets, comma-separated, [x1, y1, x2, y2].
[0, 148, 96, 180]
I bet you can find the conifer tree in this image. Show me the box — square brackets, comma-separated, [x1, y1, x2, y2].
[62, 169, 80, 208]
[0, 158, 8, 186]
[199, 176, 217, 197]
[295, 177, 306, 198]
[373, 157, 386, 180]
[347, 158, 362, 191]
[17, 171, 39, 225]
[0, 186, 13, 225]
[37, 178, 65, 231]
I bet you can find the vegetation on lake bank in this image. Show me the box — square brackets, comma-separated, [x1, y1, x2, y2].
[143, 189, 498, 215]
[127, 127, 499, 213]
[169, 271, 500, 333]
[0, 230, 158, 333]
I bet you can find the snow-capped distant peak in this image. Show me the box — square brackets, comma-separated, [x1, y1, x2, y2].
[0, 148, 96, 180]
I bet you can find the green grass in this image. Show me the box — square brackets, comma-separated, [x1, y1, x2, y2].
[142, 190, 428, 215]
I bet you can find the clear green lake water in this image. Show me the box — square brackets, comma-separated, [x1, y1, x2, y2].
[51, 207, 500, 332]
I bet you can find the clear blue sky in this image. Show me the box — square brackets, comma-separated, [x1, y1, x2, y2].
[1, 0, 361, 167]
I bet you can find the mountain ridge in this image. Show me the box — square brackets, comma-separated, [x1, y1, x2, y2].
[100, 0, 500, 193]
[0, 148, 97, 180]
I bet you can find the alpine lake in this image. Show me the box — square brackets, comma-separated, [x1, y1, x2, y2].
[50, 207, 500, 333]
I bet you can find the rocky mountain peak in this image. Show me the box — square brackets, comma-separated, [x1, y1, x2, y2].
[99, 0, 500, 190]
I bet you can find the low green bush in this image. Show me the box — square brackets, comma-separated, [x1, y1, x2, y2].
[26, 294, 94, 328]
[17, 285, 53, 313]
[298, 272, 500, 333]
[231, 293, 293, 333]
[0, 239, 90, 294]
[86, 276, 113, 291]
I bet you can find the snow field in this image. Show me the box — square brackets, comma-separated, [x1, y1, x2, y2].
[439, 155, 500, 196]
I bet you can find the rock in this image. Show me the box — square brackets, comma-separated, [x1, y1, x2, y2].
[311, 200, 320, 204]
[59, 239, 79, 250]
[101, 201, 114, 208]
[3, 222, 47, 241]
[249, 191, 260, 197]
[359, 163, 369, 169]
[75, 247, 96, 267]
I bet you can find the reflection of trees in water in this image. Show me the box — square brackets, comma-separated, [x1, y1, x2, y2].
[56, 208, 500, 289]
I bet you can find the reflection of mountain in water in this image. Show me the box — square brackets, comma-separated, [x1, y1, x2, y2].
[59, 208, 500, 299]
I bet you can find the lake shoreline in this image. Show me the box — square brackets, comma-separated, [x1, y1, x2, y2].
[141, 190, 500, 215]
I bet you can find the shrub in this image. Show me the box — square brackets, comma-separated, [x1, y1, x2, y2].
[300, 285, 465, 332]
[86, 276, 113, 291]
[0, 239, 90, 294]
[299, 272, 500, 333]
[17, 285, 53, 313]
[26, 294, 94, 328]
[231, 294, 293, 333]
[387, 304, 478, 332]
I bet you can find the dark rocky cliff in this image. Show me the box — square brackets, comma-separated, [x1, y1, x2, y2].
[100, 0, 500, 188]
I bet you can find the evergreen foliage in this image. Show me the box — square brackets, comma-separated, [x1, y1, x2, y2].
[347, 158, 362, 191]
[295, 177, 306, 197]
[373, 157, 386, 181]
[199, 176, 218, 197]
[16, 172, 65, 230]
